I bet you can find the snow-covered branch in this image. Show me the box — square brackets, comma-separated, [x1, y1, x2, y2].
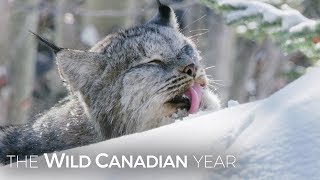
[202, 0, 320, 60]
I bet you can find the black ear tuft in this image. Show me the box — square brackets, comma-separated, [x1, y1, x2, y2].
[158, 1, 171, 19]
[148, 0, 179, 29]
[29, 30, 63, 54]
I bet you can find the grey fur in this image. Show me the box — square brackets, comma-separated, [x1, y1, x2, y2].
[0, 3, 220, 165]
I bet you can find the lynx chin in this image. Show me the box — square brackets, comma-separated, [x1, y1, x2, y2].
[0, 1, 220, 165]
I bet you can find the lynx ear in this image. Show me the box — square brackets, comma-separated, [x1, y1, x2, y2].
[148, 0, 179, 29]
[56, 50, 106, 92]
[29, 31, 63, 54]
[30, 31, 106, 93]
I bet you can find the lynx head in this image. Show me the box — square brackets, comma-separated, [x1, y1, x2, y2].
[34, 1, 220, 139]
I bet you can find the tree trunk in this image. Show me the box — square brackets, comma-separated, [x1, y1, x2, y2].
[0, 0, 9, 65]
[204, 11, 237, 105]
[253, 39, 285, 100]
[228, 38, 257, 103]
[7, 0, 40, 125]
[83, 0, 134, 40]
[0, 0, 10, 125]
[56, 1, 84, 49]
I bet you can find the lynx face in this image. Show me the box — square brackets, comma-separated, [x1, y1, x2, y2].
[119, 26, 219, 133]
[54, 3, 220, 138]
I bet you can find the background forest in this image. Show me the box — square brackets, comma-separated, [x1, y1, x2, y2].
[0, 0, 319, 126]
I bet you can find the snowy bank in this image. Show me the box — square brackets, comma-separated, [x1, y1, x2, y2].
[1, 67, 320, 179]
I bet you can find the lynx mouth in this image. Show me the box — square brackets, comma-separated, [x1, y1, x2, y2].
[168, 83, 203, 114]
[168, 94, 191, 111]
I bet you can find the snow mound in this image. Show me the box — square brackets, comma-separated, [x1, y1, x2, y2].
[1, 67, 320, 179]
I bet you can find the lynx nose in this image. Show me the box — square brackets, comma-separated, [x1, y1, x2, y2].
[183, 63, 197, 78]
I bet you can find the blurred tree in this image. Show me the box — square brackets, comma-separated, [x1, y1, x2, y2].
[0, 0, 10, 125]
[228, 38, 257, 103]
[83, 0, 135, 43]
[56, 0, 84, 49]
[0, 0, 9, 66]
[203, 9, 237, 103]
[202, 0, 320, 60]
[7, 0, 40, 125]
[302, 0, 320, 19]
[200, 0, 320, 104]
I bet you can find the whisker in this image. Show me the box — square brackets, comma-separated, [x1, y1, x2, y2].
[209, 81, 226, 87]
[182, 14, 207, 31]
[207, 78, 226, 87]
[189, 28, 209, 32]
[206, 76, 224, 82]
[181, 7, 191, 23]
[187, 31, 209, 39]
[207, 84, 218, 91]
[204, 66, 215, 70]
[187, 29, 209, 37]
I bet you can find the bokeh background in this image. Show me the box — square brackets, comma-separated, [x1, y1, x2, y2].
[0, 0, 318, 125]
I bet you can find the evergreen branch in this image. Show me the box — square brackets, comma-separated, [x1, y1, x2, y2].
[201, 0, 320, 60]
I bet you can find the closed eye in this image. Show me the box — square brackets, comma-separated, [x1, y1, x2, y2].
[147, 59, 164, 66]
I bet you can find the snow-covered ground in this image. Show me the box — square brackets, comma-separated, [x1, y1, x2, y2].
[1, 67, 320, 180]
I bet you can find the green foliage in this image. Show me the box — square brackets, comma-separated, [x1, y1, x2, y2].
[201, 0, 320, 63]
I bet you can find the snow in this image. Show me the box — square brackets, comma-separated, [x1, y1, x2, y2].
[1, 67, 320, 179]
[289, 20, 319, 34]
[227, 100, 239, 107]
[315, 43, 320, 50]
[279, 4, 309, 30]
[218, 0, 319, 33]
[81, 24, 100, 46]
[220, 0, 282, 23]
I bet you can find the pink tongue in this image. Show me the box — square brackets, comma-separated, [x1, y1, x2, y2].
[184, 83, 203, 114]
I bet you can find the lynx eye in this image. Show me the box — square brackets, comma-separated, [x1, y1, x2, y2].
[147, 59, 164, 66]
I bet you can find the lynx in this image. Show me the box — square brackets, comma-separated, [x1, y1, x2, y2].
[0, 1, 220, 165]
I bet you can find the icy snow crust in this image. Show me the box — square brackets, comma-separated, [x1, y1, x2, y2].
[1, 67, 320, 179]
